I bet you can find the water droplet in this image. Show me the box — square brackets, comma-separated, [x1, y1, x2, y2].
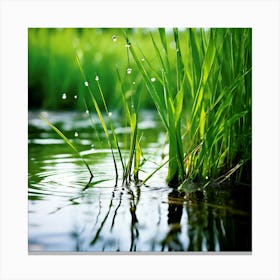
[91, 144, 95, 148]
[141, 57, 145, 61]
[151, 77, 156, 82]
[205, 176, 209, 180]
[95, 75, 99, 81]
[74, 95, 78, 99]
[127, 68, 132, 75]
[108, 112, 112, 117]
[41, 111, 48, 117]
[169, 41, 176, 49]
[112, 35, 118, 42]
[85, 110, 89, 114]
[62, 93, 67, 99]
[84, 81, 89, 87]
[74, 132, 79, 137]
[176, 48, 180, 52]
[125, 43, 131, 48]
[132, 81, 136, 85]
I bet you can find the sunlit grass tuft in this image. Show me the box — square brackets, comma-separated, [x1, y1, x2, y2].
[126, 28, 251, 186]
[36, 28, 251, 189]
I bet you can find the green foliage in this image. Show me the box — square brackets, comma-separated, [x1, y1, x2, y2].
[126, 28, 251, 185]
[31, 28, 252, 187]
[28, 28, 160, 110]
[116, 63, 143, 184]
[183, 28, 252, 182]
[76, 54, 144, 185]
[76, 55, 122, 184]
[125, 28, 187, 186]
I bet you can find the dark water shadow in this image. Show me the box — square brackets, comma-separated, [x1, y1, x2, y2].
[185, 185, 251, 252]
[161, 189, 185, 251]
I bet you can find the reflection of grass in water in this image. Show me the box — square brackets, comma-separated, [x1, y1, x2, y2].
[185, 186, 251, 251]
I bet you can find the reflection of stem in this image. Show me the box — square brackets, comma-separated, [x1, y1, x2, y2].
[93, 193, 102, 229]
[127, 187, 139, 251]
[167, 190, 184, 225]
[157, 202, 161, 226]
[161, 190, 184, 251]
[110, 191, 124, 231]
[49, 195, 81, 214]
[90, 187, 117, 246]
[149, 202, 161, 251]
[161, 224, 183, 251]
[185, 196, 207, 251]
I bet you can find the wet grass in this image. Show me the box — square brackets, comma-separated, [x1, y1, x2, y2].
[30, 28, 251, 188]
[125, 28, 251, 186]
[125, 28, 186, 186]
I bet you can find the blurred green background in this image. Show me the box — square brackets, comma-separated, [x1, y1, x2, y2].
[28, 28, 179, 111]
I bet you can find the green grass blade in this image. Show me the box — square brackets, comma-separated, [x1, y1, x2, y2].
[139, 158, 170, 187]
[191, 29, 216, 120]
[40, 114, 93, 178]
[76, 54, 120, 181]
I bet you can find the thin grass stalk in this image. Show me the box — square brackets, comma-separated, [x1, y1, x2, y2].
[116, 63, 142, 184]
[40, 115, 93, 179]
[126, 28, 186, 186]
[82, 98, 101, 143]
[95, 78, 125, 171]
[187, 28, 251, 181]
[76, 55, 119, 183]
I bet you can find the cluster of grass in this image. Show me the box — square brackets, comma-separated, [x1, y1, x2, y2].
[125, 28, 251, 186]
[36, 28, 251, 188]
[41, 47, 145, 187]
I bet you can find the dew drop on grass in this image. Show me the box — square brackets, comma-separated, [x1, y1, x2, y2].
[151, 77, 156, 82]
[41, 111, 48, 118]
[127, 68, 132, 75]
[91, 144, 95, 148]
[112, 35, 118, 42]
[74, 95, 78, 99]
[62, 93, 67, 99]
[125, 43, 131, 48]
[74, 132, 79, 137]
[169, 41, 176, 49]
[205, 176, 209, 180]
[84, 81, 89, 87]
[85, 110, 89, 114]
[141, 58, 145, 61]
[132, 81, 136, 85]
[95, 75, 99, 81]
[108, 112, 112, 117]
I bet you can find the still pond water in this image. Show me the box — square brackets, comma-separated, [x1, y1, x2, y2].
[28, 110, 251, 252]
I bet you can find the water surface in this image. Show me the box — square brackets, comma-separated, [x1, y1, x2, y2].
[28, 110, 251, 252]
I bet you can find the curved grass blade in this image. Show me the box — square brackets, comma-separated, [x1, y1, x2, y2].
[39, 114, 93, 178]
[139, 158, 170, 187]
[76, 54, 119, 184]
